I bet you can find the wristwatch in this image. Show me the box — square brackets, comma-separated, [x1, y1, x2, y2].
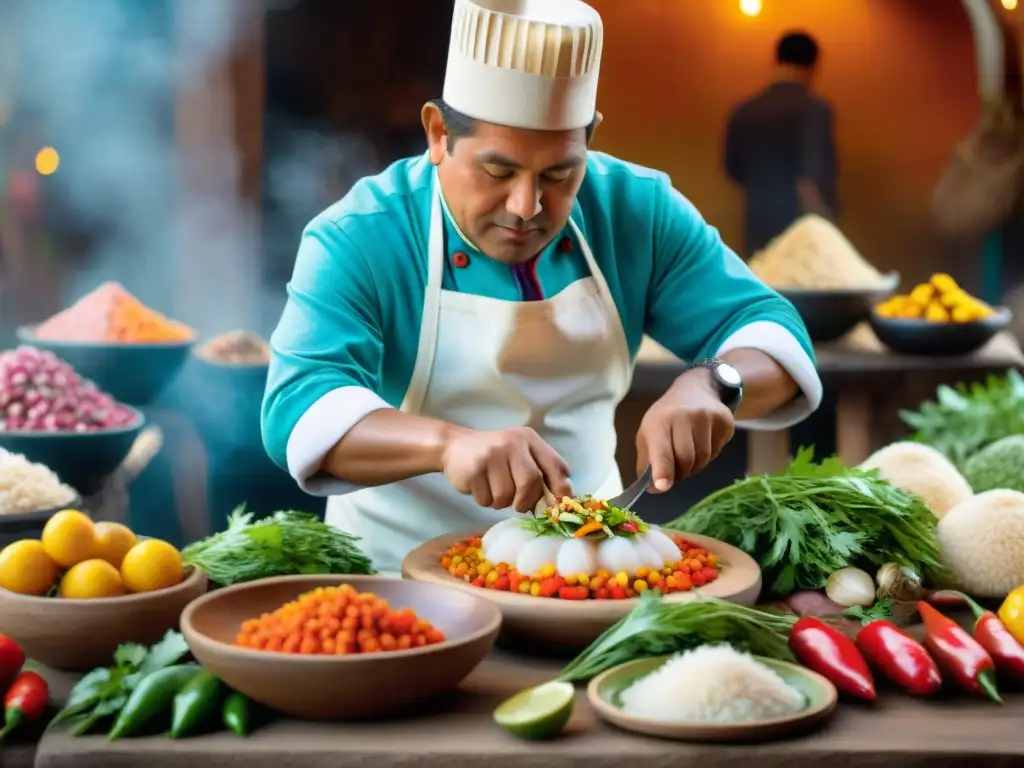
[687, 357, 743, 413]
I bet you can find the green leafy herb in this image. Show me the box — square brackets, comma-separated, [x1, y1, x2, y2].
[900, 369, 1024, 468]
[842, 598, 894, 625]
[53, 630, 190, 735]
[554, 591, 797, 683]
[664, 447, 943, 596]
[516, 496, 648, 539]
[181, 506, 375, 586]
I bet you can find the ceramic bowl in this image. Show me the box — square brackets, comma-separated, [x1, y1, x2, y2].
[16, 326, 194, 407]
[778, 272, 900, 343]
[868, 307, 1011, 356]
[180, 574, 502, 720]
[0, 496, 83, 549]
[588, 654, 837, 743]
[0, 565, 208, 670]
[402, 530, 762, 650]
[0, 410, 145, 496]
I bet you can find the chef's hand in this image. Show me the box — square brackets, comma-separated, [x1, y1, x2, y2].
[441, 426, 573, 512]
[636, 369, 736, 493]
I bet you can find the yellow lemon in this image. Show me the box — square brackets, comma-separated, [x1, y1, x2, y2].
[93, 522, 138, 569]
[0, 540, 59, 596]
[59, 559, 126, 599]
[120, 539, 183, 593]
[41, 509, 96, 568]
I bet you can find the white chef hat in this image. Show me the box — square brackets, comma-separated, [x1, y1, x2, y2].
[442, 0, 603, 132]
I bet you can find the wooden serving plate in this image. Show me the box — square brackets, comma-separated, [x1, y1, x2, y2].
[402, 529, 762, 649]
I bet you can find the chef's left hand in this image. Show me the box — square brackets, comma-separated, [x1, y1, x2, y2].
[635, 369, 736, 493]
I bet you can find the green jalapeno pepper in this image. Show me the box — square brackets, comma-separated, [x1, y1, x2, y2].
[170, 669, 227, 738]
[222, 691, 251, 737]
[108, 664, 200, 741]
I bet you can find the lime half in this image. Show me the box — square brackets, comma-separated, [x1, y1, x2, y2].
[493, 681, 575, 740]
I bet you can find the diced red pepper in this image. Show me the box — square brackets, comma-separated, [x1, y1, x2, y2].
[609, 585, 628, 600]
[595, 587, 610, 599]
[538, 577, 564, 598]
[492, 574, 510, 591]
[618, 522, 638, 533]
[558, 586, 589, 600]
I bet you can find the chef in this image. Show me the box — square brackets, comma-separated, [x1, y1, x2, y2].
[262, 0, 823, 574]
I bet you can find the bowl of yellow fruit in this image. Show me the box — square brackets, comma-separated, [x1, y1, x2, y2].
[0, 509, 208, 669]
[870, 273, 1011, 356]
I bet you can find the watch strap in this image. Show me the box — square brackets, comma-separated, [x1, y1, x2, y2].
[688, 357, 743, 413]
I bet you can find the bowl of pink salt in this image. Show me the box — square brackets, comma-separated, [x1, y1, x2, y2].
[18, 282, 195, 407]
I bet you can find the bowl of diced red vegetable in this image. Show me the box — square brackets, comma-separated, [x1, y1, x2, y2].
[180, 574, 502, 720]
[402, 497, 763, 649]
[0, 345, 145, 495]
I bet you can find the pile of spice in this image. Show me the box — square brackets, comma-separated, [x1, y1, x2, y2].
[234, 583, 446, 654]
[195, 330, 270, 366]
[34, 282, 194, 343]
[0, 447, 77, 514]
[0, 346, 138, 432]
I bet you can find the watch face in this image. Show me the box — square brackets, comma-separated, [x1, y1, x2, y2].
[717, 363, 742, 388]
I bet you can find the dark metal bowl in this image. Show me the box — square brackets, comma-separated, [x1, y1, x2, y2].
[868, 306, 1012, 357]
[778, 272, 900, 343]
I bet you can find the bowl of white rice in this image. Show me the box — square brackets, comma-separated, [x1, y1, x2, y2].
[0, 448, 81, 547]
[587, 645, 837, 743]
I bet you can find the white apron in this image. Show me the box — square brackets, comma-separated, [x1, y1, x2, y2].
[326, 175, 633, 574]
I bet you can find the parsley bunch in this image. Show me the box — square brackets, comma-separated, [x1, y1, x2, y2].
[665, 447, 942, 596]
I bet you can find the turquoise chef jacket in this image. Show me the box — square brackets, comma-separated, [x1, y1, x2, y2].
[263, 151, 822, 494]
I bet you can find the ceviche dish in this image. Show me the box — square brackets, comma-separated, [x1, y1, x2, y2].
[441, 496, 721, 600]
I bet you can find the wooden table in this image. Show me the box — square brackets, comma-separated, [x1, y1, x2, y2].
[632, 327, 1024, 473]
[7, 649, 1024, 768]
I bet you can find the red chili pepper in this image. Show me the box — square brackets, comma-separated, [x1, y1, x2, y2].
[951, 592, 1024, 683]
[856, 620, 943, 696]
[0, 671, 49, 741]
[618, 522, 638, 533]
[917, 601, 1002, 702]
[0, 634, 25, 691]
[789, 617, 876, 701]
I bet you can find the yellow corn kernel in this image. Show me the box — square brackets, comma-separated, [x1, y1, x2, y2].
[529, 582, 541, 597]
[517, 580, 531, 594]
[924, 301, 950, 323]
[931, 273, 960, 294]
[577, 573, 590, 588]
[633, 579, 649, 592]
[646, 570, 662, 585]
[477, 561, 493, 576]
[635, 566, 650, 580]
[589, 576, 605, 590]
[615, 571, 630, 587]
[665, 575, 677, 589]
[901, 303, 923, 318]
[539, 563, 557, 579]
[564, 574, 578, 587]
[596, 569, 611, 580]
[485, 570, 499, 585]
[450, 555, 463, 566]
[908, 283, 934, 305]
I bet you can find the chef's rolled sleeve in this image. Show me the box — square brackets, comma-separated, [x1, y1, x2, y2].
[262, 218, 394, 496]
[644, 177, 822, 428]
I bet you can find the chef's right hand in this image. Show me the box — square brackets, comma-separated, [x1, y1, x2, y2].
[440, 426, 573, 513]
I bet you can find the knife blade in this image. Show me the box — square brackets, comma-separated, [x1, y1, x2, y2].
[605, 465, 653, 511]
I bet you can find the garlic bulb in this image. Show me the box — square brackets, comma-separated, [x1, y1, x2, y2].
[825, 567, 876, 608]
[875, 563, 926, 603]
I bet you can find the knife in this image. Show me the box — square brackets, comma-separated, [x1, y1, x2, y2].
[605, 465, 653, 512]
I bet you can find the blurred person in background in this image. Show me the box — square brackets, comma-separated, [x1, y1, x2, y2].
[263, 0, 823, 574]
[725, 31, 839, 257]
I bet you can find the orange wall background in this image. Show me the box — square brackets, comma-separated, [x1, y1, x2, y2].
[587, 0, 982, 283]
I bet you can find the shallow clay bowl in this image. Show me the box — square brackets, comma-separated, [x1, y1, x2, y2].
[402, 530, 762, 649]
[180, 574, 502, 720]
[0, 565, 208, 670]
[588, 654, 837, 743]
